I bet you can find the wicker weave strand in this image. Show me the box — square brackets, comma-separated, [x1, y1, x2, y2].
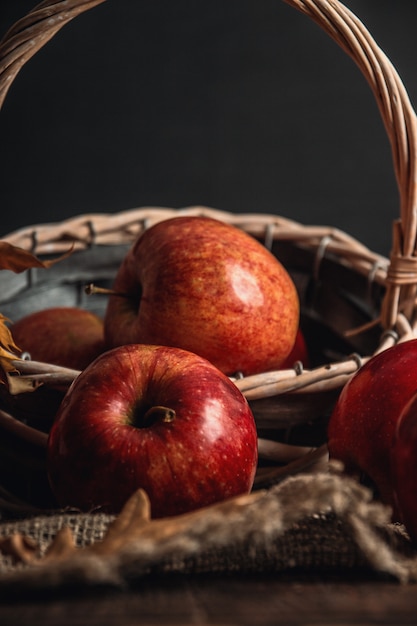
[283, 0, 417, 331]
[0, 0, 106, 110]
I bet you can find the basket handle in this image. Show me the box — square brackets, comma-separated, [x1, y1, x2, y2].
[1, 0, 416, 331]
[0, 0, 106, 108]
[283, 0, 417, 330]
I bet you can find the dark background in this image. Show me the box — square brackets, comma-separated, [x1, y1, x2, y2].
[1, 1, 417, 256]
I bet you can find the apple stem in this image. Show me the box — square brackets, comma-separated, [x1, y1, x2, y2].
[143, 406, 176, 425]
[84, 283, 131, 298]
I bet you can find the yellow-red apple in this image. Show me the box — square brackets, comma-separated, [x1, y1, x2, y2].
[10, 306, 105, 371]
[104, 216, 299, 376]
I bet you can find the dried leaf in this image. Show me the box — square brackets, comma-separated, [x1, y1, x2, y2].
[0, 315, 20, 356]
[0, 314, 22, 377]
[5, 372, 44, 395]
[0, 241, 74, 383]
[0, 489, 265, 568]
[0, 241, 73, 273]
[43, 527, 76, 563]
[42, 490, 153, 563]
[0, 534, 38, 565]
[87, 489, 264, 558]
[0, 316, 44, 392]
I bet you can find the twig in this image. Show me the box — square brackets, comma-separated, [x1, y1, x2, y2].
[254, 444, 329, 489]
[0, 408, 48, 449]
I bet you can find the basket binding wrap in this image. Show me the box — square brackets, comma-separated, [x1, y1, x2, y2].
[1, 0, 417, 587]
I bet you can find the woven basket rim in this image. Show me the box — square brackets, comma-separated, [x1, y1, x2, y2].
[0, 205, 389, 275]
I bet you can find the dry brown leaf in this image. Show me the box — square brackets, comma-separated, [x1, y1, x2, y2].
[0, 489, 265, 568]
[0, 315, 38, 392]
[87, 489, 263, 559]
[0, 241, 73, 273]
[43, 527, 77, 563]
[0, 240, 74, 385]
[0, 314, 22, 377]
[0, 240, 73, 381]
[0, 314, 20, 353]
[0, 534, 39, 566]
[5, 372, 44, 394]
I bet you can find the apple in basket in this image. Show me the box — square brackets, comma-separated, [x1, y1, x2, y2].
[389, 392, 417, 542]
[327, 339, 417, 526]
[103, 216, 300, 376]
[10, 306, 106, 370]
[46, 343, 258, 517]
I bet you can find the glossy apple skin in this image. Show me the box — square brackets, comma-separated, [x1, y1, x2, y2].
[47, 344, 258, 517]
[390, 393, 417, 541]
[11, 307, 105, 370]
[328, 339, 417, 518]
[104, 216, 299, 376]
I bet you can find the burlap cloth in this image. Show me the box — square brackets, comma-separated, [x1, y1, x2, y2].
[0, 468, 417, 596]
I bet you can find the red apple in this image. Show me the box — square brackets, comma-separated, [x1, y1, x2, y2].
[280, 327, 310, 369]
[103, 216, 299, 376]
[47, 343, 258, 517]
[327, 339, 417, 518]
[390, 393, 417, 541]
[10, 307, 105, 371]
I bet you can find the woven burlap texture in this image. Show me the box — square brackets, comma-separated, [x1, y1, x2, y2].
[0, 469, 417, 595]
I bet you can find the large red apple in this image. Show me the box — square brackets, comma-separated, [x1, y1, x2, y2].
[103, 216, 299, 376]
[47, 343, 258, 517]
[390, 393, 417, 541]
[10, 307, 105, 371]
[327, 339, 417, 518]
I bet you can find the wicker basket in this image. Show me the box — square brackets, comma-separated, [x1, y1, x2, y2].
[0, 0, 416, 529]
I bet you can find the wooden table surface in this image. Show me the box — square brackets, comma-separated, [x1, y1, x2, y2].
[1, 573, 417, 625]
